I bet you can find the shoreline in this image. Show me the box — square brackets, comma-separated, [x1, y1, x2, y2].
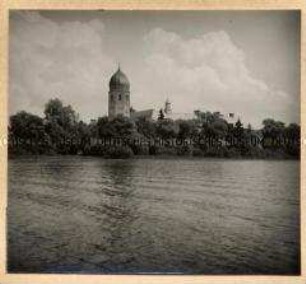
[8, 153, 300, 161]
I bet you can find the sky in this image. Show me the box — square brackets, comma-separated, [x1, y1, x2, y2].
[9, 10, 300, 128]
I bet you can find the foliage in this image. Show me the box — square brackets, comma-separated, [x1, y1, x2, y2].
[9, 111, 51, 155]
[156, 119, 179, 139]
[158, 109, 165, 120]
[8, 99, 300, 159]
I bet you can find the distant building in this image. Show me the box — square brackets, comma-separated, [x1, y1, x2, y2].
[108, 66, 155, 121]
[164, 98, 172, 117]
[107, 67, 191, 121]
[130, 109, 156, 121]
[106, 67, 246, 124]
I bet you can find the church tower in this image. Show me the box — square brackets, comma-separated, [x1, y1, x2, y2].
[164, 98, 172, 117]
[108, 66, 130, 119]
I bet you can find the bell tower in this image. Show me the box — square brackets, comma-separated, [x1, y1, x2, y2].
[108, 66, 130, 119]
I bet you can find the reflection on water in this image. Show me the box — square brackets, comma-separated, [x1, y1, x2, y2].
[7, 156, 300, 274]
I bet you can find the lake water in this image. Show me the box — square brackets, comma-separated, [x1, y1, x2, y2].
[7, 156, 300, 274]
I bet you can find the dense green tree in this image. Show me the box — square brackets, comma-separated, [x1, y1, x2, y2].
[9, 111, 51, 154]
[8, 99, 300, 159]
[177, 119, 197, 139]
[44, 98, 78, 129]
[156, 119, 179, 139]
[44, 98, 63, 120]
[262, 119, 285, 139]
[158, 109, 165, 121]
[261, 118, 285, 151]
[234, 119, 244, 137]
[135, 117, 156, 138]
[97, 116, 134, 139]
[43, 98, 80, 154]
[283, 123, 300, 157]
[9, 111, 44, 140]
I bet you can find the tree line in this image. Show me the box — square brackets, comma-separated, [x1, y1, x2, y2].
[8, 98, 300, 159]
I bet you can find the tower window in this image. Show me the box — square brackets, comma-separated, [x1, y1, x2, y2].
[119, 94, 122, 100]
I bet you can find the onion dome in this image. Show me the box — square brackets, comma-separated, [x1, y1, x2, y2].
[109, 67, 130, 90]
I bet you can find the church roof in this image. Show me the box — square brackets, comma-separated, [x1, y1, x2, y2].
[109, 67, 130, 89]
[130, 109, 154, 120]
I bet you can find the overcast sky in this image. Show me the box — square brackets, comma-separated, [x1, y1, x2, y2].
[9, 10, 300, 128]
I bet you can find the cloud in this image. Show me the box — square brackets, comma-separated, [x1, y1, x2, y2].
[9, 11, 114, 120]
[133, 28, 298, 127]
[9, 13, 298, 128]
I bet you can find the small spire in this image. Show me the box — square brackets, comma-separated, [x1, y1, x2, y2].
[164, 97, 172, 115]
[118, 62, 120, 71]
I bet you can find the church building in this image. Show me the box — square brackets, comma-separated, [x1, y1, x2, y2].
[108, 66, 131, 119]
[108, 66, 175, 121]
[107, 66, 237, 123]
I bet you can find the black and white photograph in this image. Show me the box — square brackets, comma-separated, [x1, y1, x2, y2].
[7, 9, 301, 275]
